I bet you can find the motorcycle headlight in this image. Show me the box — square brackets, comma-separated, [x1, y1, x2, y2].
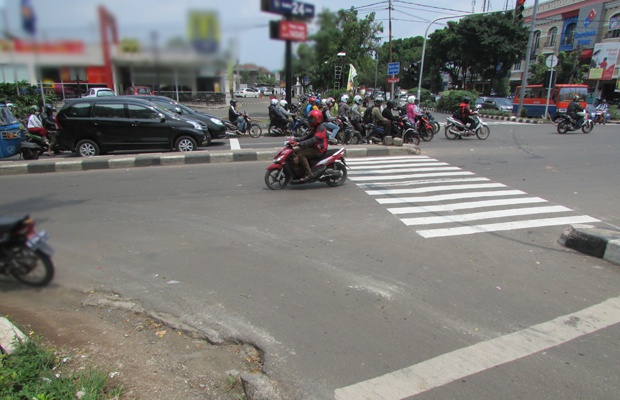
[210, 118, 224, 126]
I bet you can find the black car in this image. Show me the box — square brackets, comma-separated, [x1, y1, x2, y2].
[56, 97, 210, 157]
[125, 95, 227, 140]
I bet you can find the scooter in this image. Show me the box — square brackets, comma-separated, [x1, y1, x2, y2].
[556, 111, 593, 134]
[444, 112, 490, 140]
[227, 112, 262, 138]
[330, 117, 364, 145]
[20, 131, 50, 160]
[0, 215, 54, 286]
[264, 138, 348, 190]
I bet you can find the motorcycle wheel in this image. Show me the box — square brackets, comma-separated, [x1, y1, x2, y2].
[432, 121, 440, 134]
[21, 148, 40, 160]
[581, 121, 593, 134]
[249, 124, 262, 138]
[265, 168, 291, 190]
[325, 161, 347, 187]
[403, 131, 421, 146]
[444, 125, 459, 140]
[421, 128, 434, 142]
[10, 246, 54, 287]
[476, 125, 490, 140]
[557, 122, 568, 134]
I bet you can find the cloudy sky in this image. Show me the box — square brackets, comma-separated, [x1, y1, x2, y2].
[1, 0, 513, 71]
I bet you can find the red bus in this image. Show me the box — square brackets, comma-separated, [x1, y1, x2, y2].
[513, 84, 588, 118]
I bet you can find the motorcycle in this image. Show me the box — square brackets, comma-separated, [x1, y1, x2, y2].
[362, 123, 386, 144]
[330, 117, 364, 145]
[0, 215, 54, 286]
[444, 113, 490, 140]
[269, 116, 308, 138]
[226, 112, 262, 138]
[423, 110, 441, 134]
[556, 111, 593, 134]
[20, 131, 50, 160]
[264, 138, 348, 190]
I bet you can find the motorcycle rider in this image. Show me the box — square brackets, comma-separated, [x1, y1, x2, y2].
[277, 99, 295, 133]
[405, 95, 421, 129]
[26, 105, 51, 156]
[228, 99, 246, 133]
[371, 97, 391, 138]
[303, 96, 316, 117]
[382, 100, 402, 137]
[42, 103, 59, 153]
[457, 97, 478, 131]
[268, 98, 286, 131]
[322, 98, 340, 144]
[567, 95, 585, 127]
[350, 95, 365, 140]
[595, 98, 608, 124]
[293, 109, 328, 182]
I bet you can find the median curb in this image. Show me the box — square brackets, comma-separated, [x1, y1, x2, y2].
[0, 145, 421, 176]
[0, 316, 27, 355]
[559, 225, 620, 266]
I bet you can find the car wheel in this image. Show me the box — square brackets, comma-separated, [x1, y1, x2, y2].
[76, 139, 100, 157]
[175, 136, 197, 152]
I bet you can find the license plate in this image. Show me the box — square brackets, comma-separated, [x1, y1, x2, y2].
[26, 230, 49, 250]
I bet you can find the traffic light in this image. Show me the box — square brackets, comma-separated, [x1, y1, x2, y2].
[410, 62, 420, 82]
[334, 65, 343, 89]
[513, 0, 526, 23]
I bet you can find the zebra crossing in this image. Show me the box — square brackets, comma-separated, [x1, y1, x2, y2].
[347, 156, 600, 238]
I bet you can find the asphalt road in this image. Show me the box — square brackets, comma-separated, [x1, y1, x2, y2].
[1, 120, 619, 399]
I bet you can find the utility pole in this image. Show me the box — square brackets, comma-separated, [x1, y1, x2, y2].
[516, 0, 539, 117]
[388, 0, 394, 99]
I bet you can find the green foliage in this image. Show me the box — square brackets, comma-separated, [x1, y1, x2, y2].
[0, 81, 56, 120]
[609, 105, 620, 120]
[436, 90, 477, 112]
[529, 52, 588, 85]
[0, 334, 122, 399]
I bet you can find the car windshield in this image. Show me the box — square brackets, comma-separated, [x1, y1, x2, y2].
[98, 90, 115, 96]
[0, 106, 19, 126]
[495, 98, 512, 106]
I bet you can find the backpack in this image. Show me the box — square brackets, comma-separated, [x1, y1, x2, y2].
[362, 106, 374, 123]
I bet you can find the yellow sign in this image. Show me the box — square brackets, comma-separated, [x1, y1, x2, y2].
[120, 38, 140, 54]
[187, 10, 220, 53]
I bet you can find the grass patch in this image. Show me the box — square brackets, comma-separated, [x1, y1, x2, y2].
[0, 333, 123, 399]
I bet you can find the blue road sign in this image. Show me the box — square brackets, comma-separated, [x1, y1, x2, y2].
[263, 0, 315, 19]
[388, 62, 400, 75]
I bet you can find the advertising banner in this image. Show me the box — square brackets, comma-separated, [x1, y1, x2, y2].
[588, 42, 620, 80]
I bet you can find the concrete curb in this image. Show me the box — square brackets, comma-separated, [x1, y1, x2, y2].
[559, 224, 620, 266]
[0, 316, 27, 355]
[0, 145, 421, 176]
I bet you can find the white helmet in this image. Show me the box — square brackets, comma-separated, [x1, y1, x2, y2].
[340, 94, 349, 103]
[320, 98, 327, 106]
[270, 98, 278, 105]
[407, 95, 416, 104]
[279, 100, 288, 107]
[353, 95, 362, 104]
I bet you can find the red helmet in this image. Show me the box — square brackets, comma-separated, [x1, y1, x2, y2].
[308, 109, 323, 127]
[308, 96, 316, 104]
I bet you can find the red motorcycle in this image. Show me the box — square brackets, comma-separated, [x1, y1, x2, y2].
[265, 138, 348, 190]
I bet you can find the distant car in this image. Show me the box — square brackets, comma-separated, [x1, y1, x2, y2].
[124, 86, 154, 95]
[481, 98, 513, 112]
[84, 88, 116, 97]
[475, 97, 489, 110]
[234, 88, 259, 98]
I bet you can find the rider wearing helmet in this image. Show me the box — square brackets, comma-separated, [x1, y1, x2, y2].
[371, 97, 391, 138]
[350, 95, 365, 137]
[338, 94, 351, 119]
[322, 98, 340, 143]
[276, 99, 295, 132]
[293, 109, 328, 182]
[27, 105, 52, 156]
[405, 95, 421, 128]
[567, 95, 585, 126]
[304, 96, 317, 117]
[229, 99, 246, 133]
[42, 103, 59, 153]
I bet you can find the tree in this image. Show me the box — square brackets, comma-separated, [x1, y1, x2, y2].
[529, 51, 589, 85]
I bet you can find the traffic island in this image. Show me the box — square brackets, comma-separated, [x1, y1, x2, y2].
[559, 225, 620, 266]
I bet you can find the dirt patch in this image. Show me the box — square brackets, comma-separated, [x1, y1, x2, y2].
[2, 287, 265, 399]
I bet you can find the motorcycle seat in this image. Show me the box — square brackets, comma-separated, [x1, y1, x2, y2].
[0, 215, 27, 233]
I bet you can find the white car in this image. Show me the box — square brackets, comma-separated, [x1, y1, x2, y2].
[84, 88, 116, 97]
[234, 88, 259, 98]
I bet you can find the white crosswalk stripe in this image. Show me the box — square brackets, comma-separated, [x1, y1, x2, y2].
[348, 155, 600, 238]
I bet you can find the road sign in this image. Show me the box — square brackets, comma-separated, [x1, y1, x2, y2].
[387, 62, 400, 75]
[546, 55, 558, 68]
[261, 0, 315, 19]
[387, 77, 400, 83]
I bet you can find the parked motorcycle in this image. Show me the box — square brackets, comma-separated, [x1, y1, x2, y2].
[264, 138, 348, 190]
[556, 111, 593, 134]
[444, 113, 490, 140]
[0, 215, 54, 286]
[226, 112, 262, 138]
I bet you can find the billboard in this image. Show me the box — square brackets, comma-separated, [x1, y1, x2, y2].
[588, 42, 620, 80]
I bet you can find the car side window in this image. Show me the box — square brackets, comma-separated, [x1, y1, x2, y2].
[127, 104, 160, 120]
[93, 103, 126, 118]
[65, 102, 93, 117]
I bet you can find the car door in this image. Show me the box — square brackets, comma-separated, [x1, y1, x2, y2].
[126, 103, 170, 148]
[91, 102, 130, 147]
